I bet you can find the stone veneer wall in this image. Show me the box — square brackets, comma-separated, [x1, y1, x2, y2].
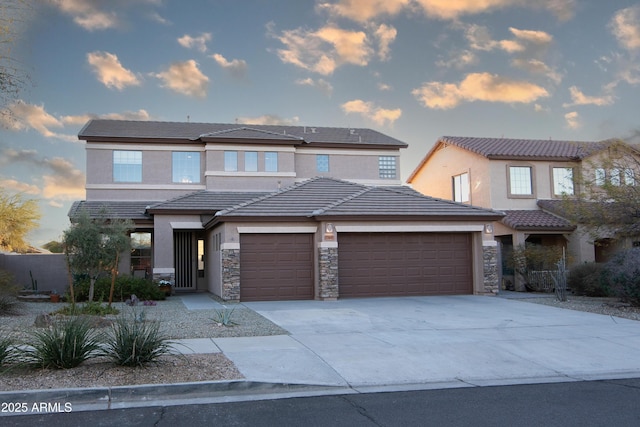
[482, 244, 499, 295]
[318, 246, 338, 300]
[221, 248, 240, 301]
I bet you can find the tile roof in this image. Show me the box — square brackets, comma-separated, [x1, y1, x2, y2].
[68, 200, 153, 221]
[78, 120, 408, 148]
[500, 209, 575, 231]
[147, 191, 268, 212]
[216, 177, 503, 221]
[438, 136, 607, 160]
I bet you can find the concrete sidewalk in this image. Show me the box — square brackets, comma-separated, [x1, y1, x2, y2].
[3, 294, 640, 413]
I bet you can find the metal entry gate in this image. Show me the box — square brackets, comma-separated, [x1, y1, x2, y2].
[174, 231, 196, 290]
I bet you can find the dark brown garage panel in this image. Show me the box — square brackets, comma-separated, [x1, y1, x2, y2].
[338, 232, 472, 297]
[240, 233, 314, 301]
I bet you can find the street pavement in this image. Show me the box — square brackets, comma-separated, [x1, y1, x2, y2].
[2, 293, 640, 414]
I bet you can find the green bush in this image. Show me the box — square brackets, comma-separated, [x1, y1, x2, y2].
[0, 294, 22, 316]
[55, 301, 119, 316]
[603, 248, 640, 307]
[101, 311, 174, 367]
[567, 263, 609, 297]
[73, 276, 165, 302]
[20, 316, 104, 369]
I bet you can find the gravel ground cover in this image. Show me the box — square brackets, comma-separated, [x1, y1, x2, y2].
[1, 293, 639, 392]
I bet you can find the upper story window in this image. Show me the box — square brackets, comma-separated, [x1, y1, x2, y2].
[245, 151, 258, 172]
[224, 151, 238, 172]
[552, 167, 574, 196]
[379, 156, 397, 179]
[452, 172, 470, 203]
[113, 150, 142, 182]
[595, 168, 635, 187]
[265, 152, 278, 172]
[595, 168, 606, 186]
[172, 152, 200, 183]
[317, 154, 329, 172]
[508, 165, 533, 196]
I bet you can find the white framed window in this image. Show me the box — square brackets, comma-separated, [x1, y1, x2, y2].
[508, 166, 533, 196]
[172, 152, 200, 183]
[317, 154, 329, 172]
[379, 156, 397, 179]
[113, 151, 142, 182]
[452, 172, 470, 203]
[224, 151, 238, 172]
[552, 167, 574, 196]
[265, 152, 278, 172]
[245, 151, 258, 172]
[624, 168, 636, 186]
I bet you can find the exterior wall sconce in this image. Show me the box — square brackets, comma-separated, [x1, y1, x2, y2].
[324, 223, 335, 240]
[484, 223, 494, 234]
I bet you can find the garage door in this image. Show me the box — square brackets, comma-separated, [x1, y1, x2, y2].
[240, 233, 314, 301]
[338, 232, 472, 297]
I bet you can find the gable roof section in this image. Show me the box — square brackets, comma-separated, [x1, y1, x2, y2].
[500, 209, 575, 231]
[407, 135, 613, 183]
[78, 119, 408, 149]
[214, 177, 503, 222]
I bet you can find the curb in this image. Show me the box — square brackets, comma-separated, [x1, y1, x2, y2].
[0, 380, 351, 415]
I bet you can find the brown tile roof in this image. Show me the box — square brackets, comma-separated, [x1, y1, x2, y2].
[78, 120, 408, 148]
[215, 177, 503, 221]
[147, 191, 268, 213]
[500, 209, 575, 231]
[438, 136, 607, 160]
[68, 200, 153, 221]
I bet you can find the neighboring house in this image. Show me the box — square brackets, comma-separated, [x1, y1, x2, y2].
[71, 120, 503, 301]
[407, 136, 640, 290]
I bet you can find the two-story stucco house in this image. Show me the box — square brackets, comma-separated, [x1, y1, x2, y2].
[71, 120, 503, 301]
[407, 136, 640, 290]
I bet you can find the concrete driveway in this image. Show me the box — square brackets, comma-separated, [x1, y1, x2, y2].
[215, 295, 640, 390]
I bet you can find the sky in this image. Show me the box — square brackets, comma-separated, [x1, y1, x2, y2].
[1, 0, 639, 247]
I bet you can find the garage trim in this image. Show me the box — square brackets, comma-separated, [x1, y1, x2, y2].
[335, 225, 484, 232]
[237, 226, 317, 234]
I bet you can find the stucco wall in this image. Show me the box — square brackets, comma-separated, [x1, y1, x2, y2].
[0, 254, 68, 294]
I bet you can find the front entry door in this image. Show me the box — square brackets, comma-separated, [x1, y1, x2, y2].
[174, 231, 196, 290]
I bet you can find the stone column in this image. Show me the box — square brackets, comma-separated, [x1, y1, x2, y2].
[221, 248, 240, 301]
[318, 243, 338, 300]
[482, 242, 499, 295]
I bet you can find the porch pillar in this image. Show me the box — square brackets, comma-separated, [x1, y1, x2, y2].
[482, 241, 499, 295]
[221, 243, 240, 301]
[318, 242, 338, 300]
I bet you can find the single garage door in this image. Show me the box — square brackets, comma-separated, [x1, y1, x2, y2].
[240, 233, 314, 301]
[338, 232, 472, 297]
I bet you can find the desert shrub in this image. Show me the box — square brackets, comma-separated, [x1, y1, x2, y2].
[0, 294, 22, 316]
[567, 262, 609, 297]
[0, 269, 19, 295]
[101, 311, 174, 367]
[19, 316, 104, 369]
[55, 301, 119, 316]
[73, 276, 164, 302]
[0, 336, 17, 366]
[603, 248, 640, 307]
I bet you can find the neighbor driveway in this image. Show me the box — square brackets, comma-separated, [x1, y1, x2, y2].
[213, 295, 640, 390]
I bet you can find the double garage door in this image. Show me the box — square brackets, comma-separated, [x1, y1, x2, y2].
[239, 232, 472, 301]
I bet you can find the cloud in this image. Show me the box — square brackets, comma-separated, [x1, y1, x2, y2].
[563, 86, 615, 107]
[511, 59, 562, 84]
[564, 111, 580, 129]
[509, 27, 553, 45]
[465, 25, 552, 54]
[295, 78, 334, 96]
[412, 72, 549, 109]
[341, 99, 402, 126]
[317, 0, 409, 23]
[148, 11, 171, 25]
[87, 51, 141, 90]
[0, 101, 75, 141]
[211, 53, 248, 78]
[268, 22, 373, 75]
[377, 82, 392, 91]
[60, 109, 151, 126]
[178, 33, 212, 52]
[610, 6, 640, 51]
[436, 50, 478, 69]
[49, 0, 119, 30]
[319, 0, 575, 21]
[235, 115, 300, 126]
[0, 149, 86, 201]
[0, 179, 40, 195]
[153, 60, 209, 98]
[374, 24, 397, 61]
